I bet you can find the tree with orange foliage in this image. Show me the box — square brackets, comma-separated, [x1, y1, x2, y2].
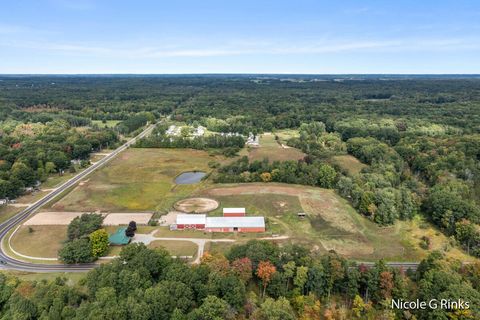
[379, 271, 394, 300]
[200, 252, 230, 275]
[256, 260, 276, 298]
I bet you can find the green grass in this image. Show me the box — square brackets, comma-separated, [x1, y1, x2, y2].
[198, 183, 432, 261]
[248, 133, 305, 162]
[92, 120, 121, 128]
[5, 271, 86, 284]
[0, 206, 23, 224]
[204, 241, 237, 255]
[148, 240, 198, 257]
[331, 155, 368, 176]
[49, 148, 220, 212]
[15, 191, 50, 204]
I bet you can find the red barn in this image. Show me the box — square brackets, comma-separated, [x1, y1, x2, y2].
[175, 214, 206, 230]
[223, 208, 246, 217]
[205, 217, 265, 233]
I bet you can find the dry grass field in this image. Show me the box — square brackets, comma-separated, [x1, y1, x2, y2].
[10, 225, 67, 258]
[248, 133, 305, 162]
[196, 183, 462, 261]
[48, 148, 220, 212]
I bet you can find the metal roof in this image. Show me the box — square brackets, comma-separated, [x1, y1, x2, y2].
[223, 208, 246, 214]
[206, 217, 265, 228]
[109, 227, 131, 245]
[176, 214, 206, 225]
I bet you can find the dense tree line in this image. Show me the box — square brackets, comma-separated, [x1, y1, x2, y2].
[214, 156, 337, 189]
[0, 241, 478, 319]
[58, 213, 109, 264]
[0, 120, 118, 199]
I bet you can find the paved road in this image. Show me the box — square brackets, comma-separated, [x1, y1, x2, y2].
[0, 124, 156, 272]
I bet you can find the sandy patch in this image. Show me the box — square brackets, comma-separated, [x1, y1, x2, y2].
[102, 213, 153, 225]
[24, 211, 152, 226]
[158, 211, 181, 226]
[24, 211, 106, 225]
[174, 197, 219, 213]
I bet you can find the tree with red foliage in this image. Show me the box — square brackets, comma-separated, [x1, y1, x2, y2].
[256, 261, 276, 298]
[231, 257, 253, 283]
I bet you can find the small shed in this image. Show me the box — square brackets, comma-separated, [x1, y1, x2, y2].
[109, 227, 131, 245]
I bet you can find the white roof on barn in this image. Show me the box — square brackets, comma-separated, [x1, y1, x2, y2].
[223, 208, 246, 214]
[206, 217, 265, 228]
[176, 214, 206, 225]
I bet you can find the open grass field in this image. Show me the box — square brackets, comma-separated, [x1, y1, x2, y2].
[273, 129, 300, 143]
[92, 120, 121, 128]
[41, 173, 75, 189]
[10, 225, 66, 258]
[48, 148, 221, 212]
[195, 183, 462, 261]
[148, 240, 198, 257]
[5, 271, 86, 284]
[331, 155, 368, 176]
[15, 191, 50, 204]
[0, 206, 23, 224]
[248, 133, 305, 162]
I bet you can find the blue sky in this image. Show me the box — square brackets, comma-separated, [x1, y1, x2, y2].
[1, 0, 480, 74]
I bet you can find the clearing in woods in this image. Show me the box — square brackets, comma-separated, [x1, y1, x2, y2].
[248, 133, 305, 162]
[331, 155, 368, 176]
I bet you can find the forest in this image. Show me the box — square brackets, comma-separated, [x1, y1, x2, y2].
[0, 75, 479, 318]
[0, 242, 479, 319]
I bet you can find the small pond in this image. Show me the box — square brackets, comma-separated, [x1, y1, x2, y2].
[175, 171, 207, 184]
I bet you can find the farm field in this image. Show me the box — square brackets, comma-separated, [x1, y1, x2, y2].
[248, 133, 305, 162]
[47, 148, 221, 212]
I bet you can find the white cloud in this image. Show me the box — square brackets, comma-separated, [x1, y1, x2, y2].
[1, 36, 479, 59]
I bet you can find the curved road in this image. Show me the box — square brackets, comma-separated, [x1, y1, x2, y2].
[0, 124, 156, 272]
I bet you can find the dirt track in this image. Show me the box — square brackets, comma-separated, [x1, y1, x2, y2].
[174, 197, 219, 213]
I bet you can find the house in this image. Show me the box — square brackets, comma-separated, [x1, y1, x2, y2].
[176, 214, 206, 229]
[205, 217, 265, 233]
[246, 133, 260, 147]
[0, 199, 7, 206]
[223, 208, 246, 217]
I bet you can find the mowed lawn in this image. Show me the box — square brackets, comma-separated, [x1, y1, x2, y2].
[10, 225, 67, 258]
[331, 155, 368, 176]
[248, 133, 305, 162]
[50, 148, 218, 212]
[148, 240, 198, 257]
